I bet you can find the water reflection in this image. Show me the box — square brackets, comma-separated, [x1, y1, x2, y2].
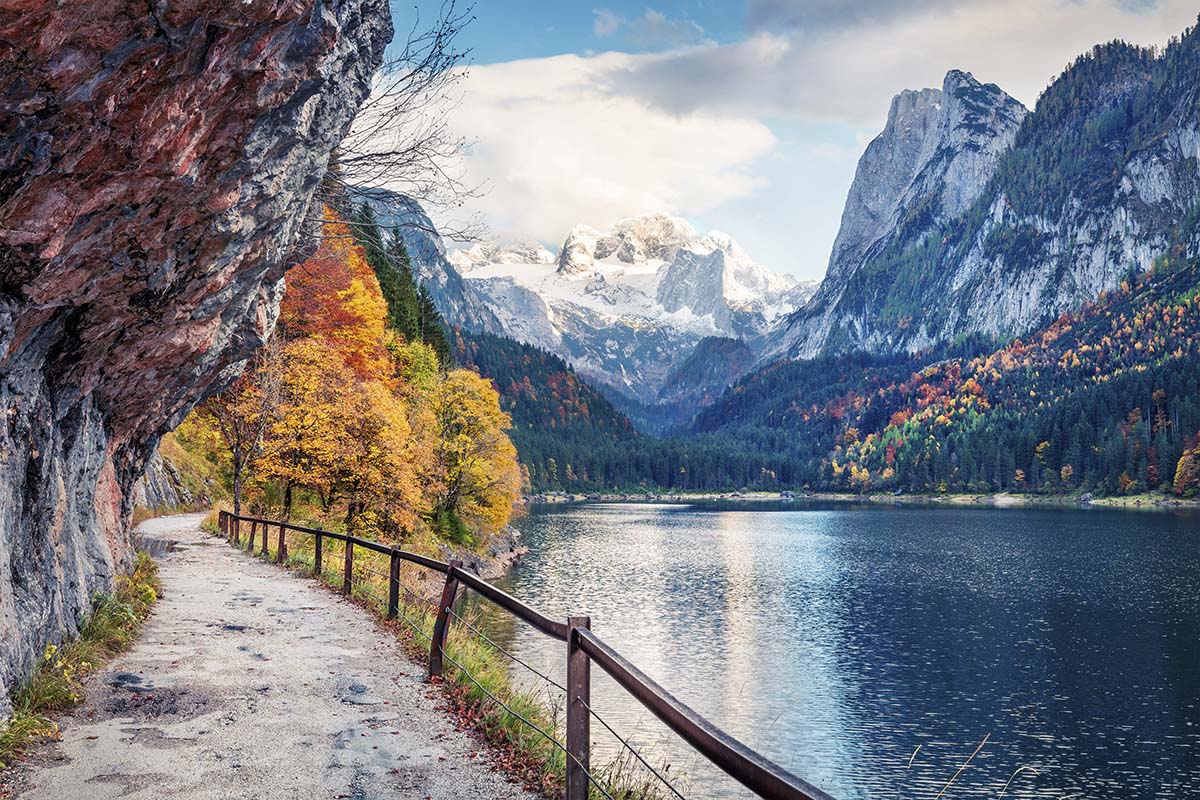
[473, 503, 1200, 799]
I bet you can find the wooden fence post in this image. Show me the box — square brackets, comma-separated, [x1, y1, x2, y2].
[232, 515, 240, 546]
[387, 549, 401, 620]
[314, 528, 323, 577]
[566, 616, 592, 800]
[343, 538, 353, 595]
[248, 520, 257, 551]
[276, 522, 287, 564]
[260, 519, 269, 556]
[428, 559, 462, 679]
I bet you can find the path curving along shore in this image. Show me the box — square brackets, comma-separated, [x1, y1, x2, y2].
[7, 513, 531, 800]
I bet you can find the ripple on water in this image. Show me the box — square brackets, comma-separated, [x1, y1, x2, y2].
[468, 503, 1200, 799]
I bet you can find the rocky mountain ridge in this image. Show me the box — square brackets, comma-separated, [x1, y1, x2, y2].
[769, 27, 1200, 360]
[766, 69, 1028, 359]
[444, 213, 815, 406]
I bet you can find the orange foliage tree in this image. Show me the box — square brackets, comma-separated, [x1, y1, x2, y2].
[188, 207, 520, 545]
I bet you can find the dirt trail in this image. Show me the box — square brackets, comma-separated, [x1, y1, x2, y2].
[10, 513, 532, 800]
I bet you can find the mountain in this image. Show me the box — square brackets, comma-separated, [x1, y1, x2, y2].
[770, 30, 1200, 359]
[766, 69, 1027, 359]
[694, 251, 1200, 496]
[447, 214, 816, 416]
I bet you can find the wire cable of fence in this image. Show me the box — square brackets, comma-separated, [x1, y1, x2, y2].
[579, 696, 688, 800]
[381, 589, 436, 642]
[358, 565, 393, 582]
[354, 583, 387, 609]
[437, 645, 615, 800]
[445, 605, 567, 694]
[402, 584, 442, 611]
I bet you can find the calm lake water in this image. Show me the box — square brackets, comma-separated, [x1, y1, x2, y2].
[474, 502, 1200, 799]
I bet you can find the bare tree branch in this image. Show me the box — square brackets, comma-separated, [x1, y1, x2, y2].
[315, 0, 487, 244]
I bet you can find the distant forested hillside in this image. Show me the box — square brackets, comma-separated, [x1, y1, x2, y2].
[696, 251, 1200, 496]
[453, 331, 635, 486]
[451, 331, 812, 491]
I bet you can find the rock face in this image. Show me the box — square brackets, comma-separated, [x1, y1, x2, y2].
[132, 451, 196, 513]
[0, 0, 390, 713]
[770, 31, 1200, 360]
[767, 70, 1027, 358]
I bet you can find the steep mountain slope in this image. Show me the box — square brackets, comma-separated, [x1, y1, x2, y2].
[350, 187, 506, 335]
[453, 331, 642, 488]
[0, 0, 388, 712]
[448, 214, 815, 405]
[767, 69, 1028, 358]
[772, 29, 1200, 359]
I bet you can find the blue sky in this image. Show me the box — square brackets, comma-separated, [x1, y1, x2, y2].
[387, 1, 1198, 280]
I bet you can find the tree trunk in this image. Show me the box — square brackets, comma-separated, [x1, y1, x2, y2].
[232, 469, 243, 517]
[283, 481, 293, 523]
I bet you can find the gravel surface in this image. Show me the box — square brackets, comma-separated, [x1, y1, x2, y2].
[9, 513, 533, 800]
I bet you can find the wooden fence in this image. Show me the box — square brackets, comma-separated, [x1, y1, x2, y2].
[217, 510, 835, 800]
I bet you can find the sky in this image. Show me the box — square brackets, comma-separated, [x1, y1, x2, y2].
[385, 1, 1199, 281]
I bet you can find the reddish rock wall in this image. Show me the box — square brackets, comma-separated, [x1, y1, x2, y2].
[0, 0, 390, 712]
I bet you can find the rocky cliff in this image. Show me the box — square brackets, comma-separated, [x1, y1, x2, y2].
[766, 70, 1027, 358]
[770, 26, 1200, 360]
[0, 0, 390, 714]
[132, 450, 195, 513]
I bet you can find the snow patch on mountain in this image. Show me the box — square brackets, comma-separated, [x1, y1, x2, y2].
[451, 213, 815, 345]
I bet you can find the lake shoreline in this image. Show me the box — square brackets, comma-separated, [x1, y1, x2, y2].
[523, 489, 1200, 512]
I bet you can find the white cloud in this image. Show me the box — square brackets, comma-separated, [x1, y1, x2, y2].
[592, 8, 620, 37]
[378, 0, 1198, 278]
[433, 52, 776, 245]
[614, 0, 1199, 126]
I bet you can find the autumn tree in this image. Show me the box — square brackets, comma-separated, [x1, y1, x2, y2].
[1174, 444, 1200, 497]
[194, 339, 282, 515]
[257, 339, 355, 520]
[428, 369, 521, 542]
[330, 379, 420, 536]
[279, 210, 391, 380]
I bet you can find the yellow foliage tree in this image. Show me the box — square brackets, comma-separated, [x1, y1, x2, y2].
[428, 369, 521, 540]
[256, 339, 355, 519]
[330, 379, 421, 536]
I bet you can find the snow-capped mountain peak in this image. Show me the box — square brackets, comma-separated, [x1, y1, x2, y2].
[451, 214, 812, 336]
[449, 240, 556, 273]
[427, 211, 818, 402]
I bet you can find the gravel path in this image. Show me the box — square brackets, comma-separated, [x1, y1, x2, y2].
[10, 513, 533, 800]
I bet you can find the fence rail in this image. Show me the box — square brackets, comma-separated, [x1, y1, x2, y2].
[217, 510, 836, 800]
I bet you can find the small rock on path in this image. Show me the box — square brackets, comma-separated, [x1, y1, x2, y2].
[8, 513, 533, 800]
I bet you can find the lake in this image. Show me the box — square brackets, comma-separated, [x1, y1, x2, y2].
[473, 502, 1200, 799]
